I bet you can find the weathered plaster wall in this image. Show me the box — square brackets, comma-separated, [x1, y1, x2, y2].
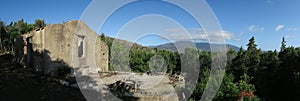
[16, 20, 109, 76]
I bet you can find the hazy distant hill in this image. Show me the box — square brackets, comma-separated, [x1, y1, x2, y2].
[100, 35, 239, 52]
[150, 41, 240, 52]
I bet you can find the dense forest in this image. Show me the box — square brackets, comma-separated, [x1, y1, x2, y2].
[101, 33, 300, 101]
[1, 19, 300, 101]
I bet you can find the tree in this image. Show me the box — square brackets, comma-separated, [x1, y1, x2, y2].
[236, 73, 260, 101]
[26, 24, 34, 33]
[247, 37, 257, 51]
[100, 33, 105, 41]
[275, 47, 300, 100]
[226, 48, 237, 71]
[149, 55, 167, 73]
[245, 37, 262, 78]
[0, 21, 8, 52]
[280, 37, 286, 52]
[230, 46, 247, 79]
[237, 46, 244, 56]
[15, 19, 27, 34]
[255, 50, 280, 99]
[34, 19, 46, 29]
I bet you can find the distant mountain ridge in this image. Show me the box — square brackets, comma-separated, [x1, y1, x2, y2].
[150, 41, 240, 52]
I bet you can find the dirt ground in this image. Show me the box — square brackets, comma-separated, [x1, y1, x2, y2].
[0, 54, 86, 101]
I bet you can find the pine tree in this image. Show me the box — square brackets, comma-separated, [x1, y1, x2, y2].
[280, 37, 286, 52]
[237, 46, 244, 56]
[245, 37, 262, 84]
[247, 36, 257, 51]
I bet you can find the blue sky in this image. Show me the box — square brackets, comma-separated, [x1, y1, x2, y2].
[1, 0, 300, 51]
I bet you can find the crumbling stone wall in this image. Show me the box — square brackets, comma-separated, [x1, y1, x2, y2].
[15, 20, 109, 76]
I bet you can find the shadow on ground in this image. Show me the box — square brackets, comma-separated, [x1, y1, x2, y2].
[0, 53, 88, 101]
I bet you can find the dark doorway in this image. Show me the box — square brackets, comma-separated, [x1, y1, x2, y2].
[26, 37, 33, 67]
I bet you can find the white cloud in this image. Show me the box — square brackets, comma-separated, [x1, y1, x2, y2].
[275, 25, 284, 32]
[248, 25, 264, 32]
[248, 25, 255, 31]
[286, 27, 299, 31]
[285, 35, 295, 39]
[162, 28, 234, 42]
[234, 38, 241, 42]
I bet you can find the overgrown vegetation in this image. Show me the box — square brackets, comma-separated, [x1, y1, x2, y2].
[0, 19, 46, 54]
[100, 33, 181, 74]
[101, 32, 300, 101]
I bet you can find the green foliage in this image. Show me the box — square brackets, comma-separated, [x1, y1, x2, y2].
[110, 44, 130, 71]
[245, 37, 262, 77]
[101, 35, 285, 101]
[272, 47, 300, 100]
[149, 55, 167, 73]
[0, 19, 41, 53]
[247, 36, 257, 51]
[225, 37, 300, 101]
[237, 73, 255, 92]
[100, 34, 182, 74]
[214, 73, 239, 100]
[34, 19, 46, 29]
[182, 48, 200, 74]
[192, 68, 210, 100]
[130, 49, 152, 72]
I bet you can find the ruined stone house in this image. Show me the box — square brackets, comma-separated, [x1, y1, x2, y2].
[15, 20, 109, 76]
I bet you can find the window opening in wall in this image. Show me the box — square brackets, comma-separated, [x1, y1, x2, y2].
[78, 36, 84, 57]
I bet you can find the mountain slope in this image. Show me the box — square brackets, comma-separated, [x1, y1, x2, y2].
[151, 41, 240, 52]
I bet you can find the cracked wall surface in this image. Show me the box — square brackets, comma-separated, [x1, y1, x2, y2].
[15, 20, 109, 76]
